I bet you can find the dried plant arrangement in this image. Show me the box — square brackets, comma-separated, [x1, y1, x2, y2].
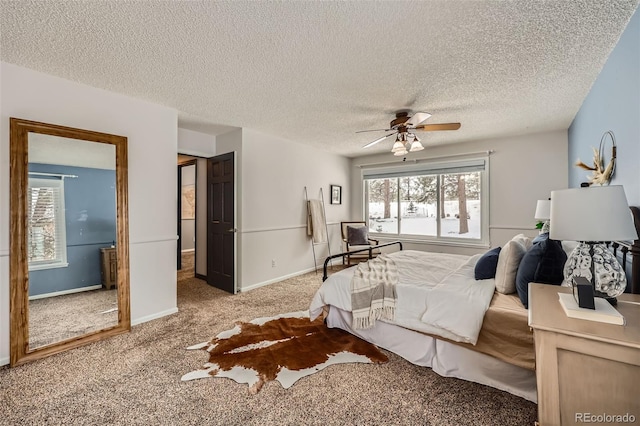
[575, 131, 617, 186]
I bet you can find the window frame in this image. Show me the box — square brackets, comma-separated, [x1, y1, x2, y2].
[27, 177, 69, 271]
[362, 157, 490, 248]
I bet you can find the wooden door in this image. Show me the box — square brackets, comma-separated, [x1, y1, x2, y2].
[206, 152, 236, 293]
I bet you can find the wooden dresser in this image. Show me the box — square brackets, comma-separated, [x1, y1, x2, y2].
[100, 247, 117, 290]
[528, 283, 640, 426]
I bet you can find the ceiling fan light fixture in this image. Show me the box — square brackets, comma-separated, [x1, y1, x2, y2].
[393, 147, 408, 156]
[359, 113, 460, 153]
[409, 140, 424, 152]
[391, 140, 406, 153]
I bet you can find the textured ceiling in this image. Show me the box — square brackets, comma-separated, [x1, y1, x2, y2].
[1, 1, 638, 157]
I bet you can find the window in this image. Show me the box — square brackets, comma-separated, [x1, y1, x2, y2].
[363, 158, 489, 246]
[27, 178, 68, 270]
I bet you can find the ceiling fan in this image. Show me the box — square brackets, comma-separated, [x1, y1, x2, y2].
[358, 111, 461, 155]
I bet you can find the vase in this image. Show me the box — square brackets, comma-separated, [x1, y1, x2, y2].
[563, 242, 627, 298]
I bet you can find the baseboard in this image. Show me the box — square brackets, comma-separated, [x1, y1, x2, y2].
[181, 248, 195, 253]
[195, 273, 206, 280]
[0, 356, 9, 366]
[28, 284, 103, 301]
[240, 264, 331, 292]
[131, 307, 179, 326]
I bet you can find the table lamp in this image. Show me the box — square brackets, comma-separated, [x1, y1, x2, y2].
[550, 186, 638, 304]
[534, 199, 551, 234]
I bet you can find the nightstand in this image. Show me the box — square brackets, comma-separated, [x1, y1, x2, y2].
[528, 284, 640, 426]
[100, 247, 117, 290]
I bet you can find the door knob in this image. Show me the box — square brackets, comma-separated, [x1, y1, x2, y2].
[227, 228, 237, 233]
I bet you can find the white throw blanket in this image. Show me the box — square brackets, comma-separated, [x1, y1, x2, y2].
[351, 254, 398, 329]
[307, 199, 327, 243]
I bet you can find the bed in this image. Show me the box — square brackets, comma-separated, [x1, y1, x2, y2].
[310, 206, 640, 403]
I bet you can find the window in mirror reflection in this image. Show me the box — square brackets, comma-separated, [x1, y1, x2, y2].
[27, 177, 68, 270]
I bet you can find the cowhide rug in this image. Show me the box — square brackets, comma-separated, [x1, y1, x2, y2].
[181, 311, 388, 394]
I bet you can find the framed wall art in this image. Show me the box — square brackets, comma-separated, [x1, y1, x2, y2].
[330, 184, 342, 205]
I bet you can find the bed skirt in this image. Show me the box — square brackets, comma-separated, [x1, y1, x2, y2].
[326, 306, 537, 403]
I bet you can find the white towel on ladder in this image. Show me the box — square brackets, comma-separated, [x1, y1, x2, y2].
[307, 200, 328, 244]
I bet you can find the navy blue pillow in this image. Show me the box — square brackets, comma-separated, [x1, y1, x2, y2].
[532, 232, 549, 245]
[474, 247, 502, 280]
[515, 238, 567, 308]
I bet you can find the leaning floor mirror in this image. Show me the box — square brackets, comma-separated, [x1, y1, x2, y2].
[9, 118, 130, 366]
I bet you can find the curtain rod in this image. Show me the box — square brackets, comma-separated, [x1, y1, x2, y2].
[28, 172, 78, 179]
[356, 150, 494, 169]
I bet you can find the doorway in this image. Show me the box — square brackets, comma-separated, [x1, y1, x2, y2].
[177, 155, 197, 280]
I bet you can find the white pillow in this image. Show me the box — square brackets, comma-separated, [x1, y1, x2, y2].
[495, 240, 528, 294]
[510, 233, 533, 250]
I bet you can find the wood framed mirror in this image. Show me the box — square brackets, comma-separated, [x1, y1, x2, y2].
[9, 118, 130, 366]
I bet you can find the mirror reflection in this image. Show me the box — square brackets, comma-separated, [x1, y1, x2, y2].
[27, 134, 118, 348]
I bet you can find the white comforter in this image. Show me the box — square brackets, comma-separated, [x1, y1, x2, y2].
[309, 250, 496, 345]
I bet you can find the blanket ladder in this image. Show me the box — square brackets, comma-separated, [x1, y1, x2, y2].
[305, 187, 332, 273]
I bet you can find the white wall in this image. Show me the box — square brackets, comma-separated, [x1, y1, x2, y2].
[177, 128, 215, 157]
[0, 62, 179, 365]
[225, 128, 351, 291]
[350, 130, 568, 255]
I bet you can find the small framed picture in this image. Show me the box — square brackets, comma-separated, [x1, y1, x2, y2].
[330, 184, 342, 205]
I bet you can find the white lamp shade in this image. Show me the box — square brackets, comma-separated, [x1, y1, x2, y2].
[391, 141, 406, 153]
[550, 186, 638, 242]
[409, 141, 424, 152]
[534, 199, 550, 220]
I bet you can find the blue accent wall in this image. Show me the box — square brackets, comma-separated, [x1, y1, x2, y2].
[568, 7, 639, 205]
[28, 163, 116, 296]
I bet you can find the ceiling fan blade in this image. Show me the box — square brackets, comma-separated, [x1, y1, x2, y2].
[355, 128, 392, 134]
[413, 122, 461, 131]
[405, 112, 432, 127]
[362, 132, 396, 149]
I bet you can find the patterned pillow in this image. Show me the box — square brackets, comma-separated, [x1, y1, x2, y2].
[347, 226, 370, 245]
[474, 247, 502, 280]
[494, 240, 528, 294]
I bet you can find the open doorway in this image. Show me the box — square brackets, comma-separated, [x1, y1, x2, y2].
[178, 155, 197, 280]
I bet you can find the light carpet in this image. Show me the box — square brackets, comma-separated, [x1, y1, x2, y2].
[0, 263, 537, 425]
